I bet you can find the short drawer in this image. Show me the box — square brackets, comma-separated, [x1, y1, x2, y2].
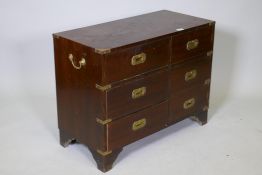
[169, 84, 210, 122]
[107, 101, 169, 150]
[106, 69, 168, 120]
[172, 25, 214, 63]
[101, 37, 170, 84]
[170, 56, 212, 94]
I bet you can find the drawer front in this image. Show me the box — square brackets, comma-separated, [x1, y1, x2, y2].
[170, 56, 212, 94]
[169, 85, 210, 122]
[107, 101, 169, 150]
[102, 37, 170, 84]
[106, 69, 168, 120]
[172, 25, 214, 63]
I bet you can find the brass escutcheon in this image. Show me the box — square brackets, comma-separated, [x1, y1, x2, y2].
[132, 118, 146, 131]
[183, 98, 195, 109]
[132, 87, 146, 99]
[131, 53, 146, 65]
[185, 69, 197, 81]
[186, 39, 199, 50]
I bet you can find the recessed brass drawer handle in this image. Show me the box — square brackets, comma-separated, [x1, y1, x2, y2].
[183, 98, 195, 109]
[132, 86, 146, 99]
[68, 54, 86, 70]
[132, 118, 146, 131]
[186, 39, 199, 50]
[131, 53, 146, 65]
[185, 69, 197, 81]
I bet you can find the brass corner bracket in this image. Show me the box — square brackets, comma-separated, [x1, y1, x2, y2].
[96, 118, 112, 125]
[207, 50, 213, 57]
[95, 48, 111, 55]
[97, 149, 112, 156]
[95, 84, 111, 91]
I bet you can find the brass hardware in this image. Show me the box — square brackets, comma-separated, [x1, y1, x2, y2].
[183, 98, 195, 109]
[132, 118, 146, 131]
[203, 106, 209, 111]
[95, 48, 111, 54]
[186, 39, 199, 50]
[96, 149, 112, 156]
[96, 118, 112, 125]
[131, 53, 146, 65]
[207, 50, 213, 57]
[132, 87, 146, 99]
[95, 84, 112, 91]
[204, 78, 211, 85]
[68, 54, 86, 70]
[185, 69, 197, 81]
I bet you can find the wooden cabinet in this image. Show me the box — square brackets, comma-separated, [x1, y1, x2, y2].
[53, 10, 215, 172]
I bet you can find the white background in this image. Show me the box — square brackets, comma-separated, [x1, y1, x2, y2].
[1, 0, 262, 175]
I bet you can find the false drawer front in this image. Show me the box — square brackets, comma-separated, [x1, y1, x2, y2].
[172, 25, 214, 63]
[170, 56, 212, 94]
[107, 100, 169, 150]
[169, 84, 210, 122]
[101, 37, 170, 84]
[106, 69, 169, 120]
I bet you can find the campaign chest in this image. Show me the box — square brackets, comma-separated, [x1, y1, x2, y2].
[53, 10, 215, 172]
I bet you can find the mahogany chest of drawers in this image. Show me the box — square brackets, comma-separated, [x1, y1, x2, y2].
[53, 10, 215, 172]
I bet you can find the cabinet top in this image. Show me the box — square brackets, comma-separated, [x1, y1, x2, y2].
[54, 10, 213, 51]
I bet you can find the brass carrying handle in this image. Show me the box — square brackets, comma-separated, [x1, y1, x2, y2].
[132, 87, 146, 99]
[185, 69, 197, 81]
[68, 54, 86, 70]
[186, 39, 199, 50]
[132, 118, 146, 131]
[183, 98, 195, 109]
[131, 53, 146, 65]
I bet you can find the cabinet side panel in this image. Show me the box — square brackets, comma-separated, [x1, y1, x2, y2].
[53, 36, 105, 150]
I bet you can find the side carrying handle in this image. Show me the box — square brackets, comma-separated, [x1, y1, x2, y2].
[68, 54, 86, 70]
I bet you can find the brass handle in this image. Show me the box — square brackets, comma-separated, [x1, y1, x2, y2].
[183, 98, 195, 109]
[132, 118, 146, 131]
[131, 53, 146, 65]
[186, 39, 199, 50]
[185, 69, 197, 81]
[68, 54, 86, 70]
[132, 87, 146, 99]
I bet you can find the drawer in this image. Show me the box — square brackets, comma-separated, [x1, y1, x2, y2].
[101, 37, 170, 84]
[106, 69, 168, 120]
[172, 25, 214, 63]
[169, 85, 210, 122]
[170, 56, 212, 94]
[107, 101, 169, 150]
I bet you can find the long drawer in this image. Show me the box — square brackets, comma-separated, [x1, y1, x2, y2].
[105, 68, 169, 120]
[101, 37, 170, 84]
[107, 100, 169, 150]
